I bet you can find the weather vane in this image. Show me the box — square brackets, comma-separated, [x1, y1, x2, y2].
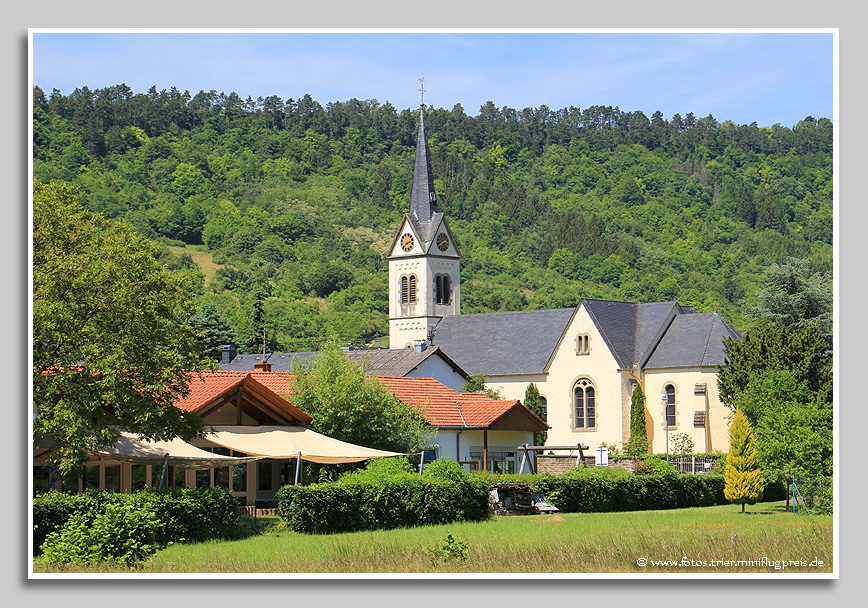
[418, 77, 426, 107]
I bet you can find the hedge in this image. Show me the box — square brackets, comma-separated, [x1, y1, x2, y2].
[33, 487, 239, 556]
[277, 474, 490, 534]
[532, 472, 728, 513]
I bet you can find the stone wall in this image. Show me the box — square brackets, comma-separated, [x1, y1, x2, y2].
[535, 455, 642, 475]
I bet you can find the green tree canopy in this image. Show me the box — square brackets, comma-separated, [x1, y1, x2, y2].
[746, 256, 832, 339]
[462, 373, 503, 399]
[717, 321, 832, 408]
[734, 369, 832, 482]
[288, 340, 435, 454]
[32, 180, 215, 475]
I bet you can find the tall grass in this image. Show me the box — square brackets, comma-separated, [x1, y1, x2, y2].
[32, 502, 832, 575]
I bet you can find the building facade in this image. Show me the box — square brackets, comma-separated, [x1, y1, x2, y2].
[389, 105, 739, 456]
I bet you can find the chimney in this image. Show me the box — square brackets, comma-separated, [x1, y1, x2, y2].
[253, 361, 272, 372]
[413, 341, 428, 353]
[221, 345, 237, 365]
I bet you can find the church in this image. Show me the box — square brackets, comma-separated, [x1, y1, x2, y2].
[387, 103, 740, 458]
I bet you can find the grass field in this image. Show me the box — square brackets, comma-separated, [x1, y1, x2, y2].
[167, 244, 222, 284]
[32, 502, 833, 575]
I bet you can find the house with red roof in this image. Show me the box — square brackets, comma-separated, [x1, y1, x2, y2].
[51, 366, 546, 504]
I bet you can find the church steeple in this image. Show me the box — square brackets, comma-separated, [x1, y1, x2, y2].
[387, 81, 460, 350]
[408, 106, 440, 242]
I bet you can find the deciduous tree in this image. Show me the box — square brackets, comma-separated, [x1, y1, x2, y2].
[289, 340, 435, 454]
[32, 181, 214, 475]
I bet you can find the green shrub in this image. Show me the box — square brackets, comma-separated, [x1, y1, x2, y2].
[33, 487, 239, 557]
[40, 502, 162, 566]
[277, 474, 490, 534]
[632, 457, 679, 476]
[340, 456, 416, 481]
[421, 458, 466, 482]
[32, 490, 107, 554]
[425, 533, 469, 564]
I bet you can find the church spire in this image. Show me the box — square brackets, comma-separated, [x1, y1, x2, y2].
[408, 101, 439, 240]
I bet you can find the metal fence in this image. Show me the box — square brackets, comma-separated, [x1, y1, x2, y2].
[670, 456, 721, 475]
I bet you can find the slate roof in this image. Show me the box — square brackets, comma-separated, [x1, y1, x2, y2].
[431, 308, 577, 376]
[583, 299, 681, 369]
[220, 346, 466, 379]
[644, 312, 741, 369]
[431, 299, 737, 375]
[407, 107, 441, 243]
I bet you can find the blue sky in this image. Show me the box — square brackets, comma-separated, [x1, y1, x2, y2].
[31, 30, 834, 129]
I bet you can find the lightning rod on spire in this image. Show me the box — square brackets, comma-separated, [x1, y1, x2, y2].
[418, 77, 426, 108]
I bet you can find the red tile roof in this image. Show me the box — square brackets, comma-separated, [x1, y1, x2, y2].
[376, 376, 546, 430]
[174, 371, 546, 431]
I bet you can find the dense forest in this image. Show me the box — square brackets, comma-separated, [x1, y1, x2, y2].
[31, 84, 834, 354]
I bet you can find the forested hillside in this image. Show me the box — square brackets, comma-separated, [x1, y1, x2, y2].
[31, 84, 834, 354]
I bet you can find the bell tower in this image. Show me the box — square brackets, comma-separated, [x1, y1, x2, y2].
[388, 85, 460, 349]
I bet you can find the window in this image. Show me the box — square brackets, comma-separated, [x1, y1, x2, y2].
[574, 378, 596, 429]
[539, 396, 547, 422]
[435, 274, 452, 304]
[575, 333, 590, 355]
[400, 274, 417, 304]
[665, 384, 676, 427]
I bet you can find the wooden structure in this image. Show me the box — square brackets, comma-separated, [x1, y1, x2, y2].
[517, 444, 590, 475]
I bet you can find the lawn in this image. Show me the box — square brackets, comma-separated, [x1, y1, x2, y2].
[32, 501, 833, 575]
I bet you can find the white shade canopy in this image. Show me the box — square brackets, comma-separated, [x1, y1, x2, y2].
[204, 425, 406, 464]
[95, 431, 261, 469]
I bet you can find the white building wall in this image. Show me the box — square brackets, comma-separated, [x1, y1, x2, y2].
[643, 368, 731, 455]
[431, 428, 535, 473]
[407, 356, 467, 392]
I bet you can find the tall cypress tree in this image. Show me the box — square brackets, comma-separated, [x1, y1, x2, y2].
[625, 384, 648, 457]
[524, 383, 547, 445]
[724, 408, 765, 513]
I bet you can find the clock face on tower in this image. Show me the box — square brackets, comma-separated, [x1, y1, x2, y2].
[400, 233, 415, 252]
[436, 232, 449, 252]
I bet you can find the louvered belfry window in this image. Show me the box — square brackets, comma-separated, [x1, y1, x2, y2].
[435, 274, 451, 305]
[401, 275, 417, 304]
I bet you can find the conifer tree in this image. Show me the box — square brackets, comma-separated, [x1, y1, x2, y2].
[524, 383, 547, 445]
[724, 408, 765, 513]
[625, 384, 648, 457]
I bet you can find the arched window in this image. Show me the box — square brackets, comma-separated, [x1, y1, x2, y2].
[539, 396, 547, 422]
[574, 378, 596, 429]
[435, 274, 452, 305]
[400, 275, 417, 304]
[664, 384, 676, 427]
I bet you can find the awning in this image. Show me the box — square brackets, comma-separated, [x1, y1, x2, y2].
[92, 432, 261, 469]
[204, 425, 406, 464]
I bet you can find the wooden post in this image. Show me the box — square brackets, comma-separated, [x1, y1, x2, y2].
[483, 429, 489, 473]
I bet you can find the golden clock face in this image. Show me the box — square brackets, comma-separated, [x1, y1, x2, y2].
[400, 233, 415, 252]
[437, 232, 449, 251]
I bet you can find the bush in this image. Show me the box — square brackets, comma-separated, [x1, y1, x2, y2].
[632, 456, 679, 476]
[421, 458, 466, 482]
[34, 487, 239, 558]
[532, 473, 726, 513]
[340, 456, 416, 481]
[277, 474, 490, 534]
[40, 502, 162, 566]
